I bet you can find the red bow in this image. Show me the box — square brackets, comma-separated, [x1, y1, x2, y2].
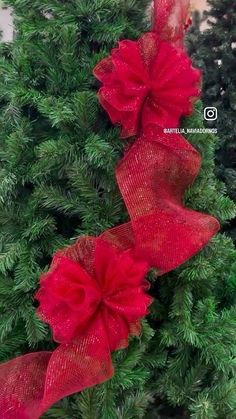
[94, 32, 201, 138]
[36, 238, 151, 350]
[0, 1, 220, 417]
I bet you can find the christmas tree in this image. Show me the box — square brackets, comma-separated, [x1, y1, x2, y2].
[0, 1, 235, 418]
[190, 0, 236, 241]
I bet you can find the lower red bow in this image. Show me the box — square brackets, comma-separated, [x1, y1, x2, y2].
[0, 238, 151, 419]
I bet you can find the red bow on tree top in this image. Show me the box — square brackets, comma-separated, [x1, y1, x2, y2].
[0, 1, 220, 418]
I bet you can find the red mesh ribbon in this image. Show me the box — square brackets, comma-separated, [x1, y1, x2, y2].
[153, 0, 191, 47]
[0, 1, 220, 417]
[101, 125, 219, 273]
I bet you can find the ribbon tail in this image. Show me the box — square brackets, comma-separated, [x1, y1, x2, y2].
[0, 352, 51, 419]
[0, 331, 114, 418]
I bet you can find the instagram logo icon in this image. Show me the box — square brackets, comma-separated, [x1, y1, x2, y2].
[204, 107, 218, 121]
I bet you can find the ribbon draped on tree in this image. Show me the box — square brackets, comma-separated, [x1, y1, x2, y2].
[0, 1, 220, 418]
